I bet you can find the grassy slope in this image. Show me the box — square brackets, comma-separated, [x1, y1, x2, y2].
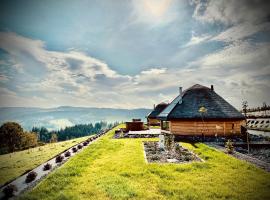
[0, 136, 91, 185]
[20, 125, 270, 200]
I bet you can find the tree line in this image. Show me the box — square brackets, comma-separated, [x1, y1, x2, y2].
[0, 121, 119, 154]
[242, 102, 269, 113]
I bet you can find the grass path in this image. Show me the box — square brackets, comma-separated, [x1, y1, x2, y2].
[20, 126, 270, 200]
[0, 136, 91, 186]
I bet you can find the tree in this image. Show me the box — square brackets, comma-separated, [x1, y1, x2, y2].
[242, 101, 248, 118]
[94, 122, 102, 131]
[0, 122, 24, 152]
[242, 101, 249, 153]
[21, 132, 38, 149]
[50, 133, 58, 143]
[262, 102, 267, 116]
[199, 106, 208, 139]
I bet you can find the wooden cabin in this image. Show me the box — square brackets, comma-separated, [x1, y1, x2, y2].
[147, 103, 168, 126]
[157, 84, 246, 136]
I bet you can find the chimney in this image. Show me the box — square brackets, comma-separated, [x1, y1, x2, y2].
[211, 85, 214, 91]
[179, 87, 183, 104]
[154, 104, 155, 109]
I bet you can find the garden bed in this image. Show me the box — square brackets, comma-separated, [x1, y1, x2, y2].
[114, 129, 158, 139]
[143, 141, 202, 163]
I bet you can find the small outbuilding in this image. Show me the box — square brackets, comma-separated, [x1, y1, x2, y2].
[125, 119, 144, 131]
[147, 103, 168, 126]
[157, 84, 246, 137]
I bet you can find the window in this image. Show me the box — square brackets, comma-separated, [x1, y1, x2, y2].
[260, 121, 264, 124]
[162, 121, 170, 131]
[232, 123, 234, 129]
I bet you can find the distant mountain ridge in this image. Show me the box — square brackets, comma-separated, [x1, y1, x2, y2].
[0, 106, 151, 130]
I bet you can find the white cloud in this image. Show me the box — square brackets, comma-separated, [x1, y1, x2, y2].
[49, 119, 74, 130]
[191, 0, 270, 43]
[191, 0, 270, 25]
[0, 31, 269, 110]
[212, 22, 270, 43]
[183, 32, 212, 47]
[141, 68, 167, 75]
[0, 74, 9, 82]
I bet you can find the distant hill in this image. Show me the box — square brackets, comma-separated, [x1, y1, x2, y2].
[0, 106, 151, 130]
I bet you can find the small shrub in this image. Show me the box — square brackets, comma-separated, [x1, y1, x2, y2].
[55, 155, 64, 163]
[43, 163, 52, 171]
[77, 144, 83, 149]
[64, 151, 71, 157]
[72, 147, 77, 153]
[225, 140, 234, 154]
[184, 155, 192, 161]
[25, 171, 37, 183]
[175, 143, 181, 152]
[83, 141, 88, 146]
[3, 184, 18, 197]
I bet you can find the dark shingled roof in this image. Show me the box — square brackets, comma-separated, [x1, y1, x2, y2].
[147, 103, 168, 119]
[158, 84, 245, 120]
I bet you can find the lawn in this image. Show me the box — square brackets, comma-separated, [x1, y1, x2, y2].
[20, 125, 270, 200]
[0, 136, 91, 186]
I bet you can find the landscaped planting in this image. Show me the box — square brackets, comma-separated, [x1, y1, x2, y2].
[19, 125, 270, 200]
[43, 163, 52, 171]
[64, 151, 71, 157]
[83, 141, 88, 146]
[0, 136, 90, 185]
[72, 147, 77, 153]
[77, 144, 83, 149]
[143, 141, 201, 163]
[3, 184, 18, 198]
[25, 171, 37, 183]
[55, 155, 64, 163]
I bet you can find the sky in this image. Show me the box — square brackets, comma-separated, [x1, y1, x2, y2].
[0, 0, 269, 109]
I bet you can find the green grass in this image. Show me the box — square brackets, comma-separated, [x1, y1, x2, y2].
[0, 136, 92, 185]
[149, 125, 161, 129]
[20, 125, 270, 200]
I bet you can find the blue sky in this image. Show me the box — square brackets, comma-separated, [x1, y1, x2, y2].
[0, 0, 269, 109]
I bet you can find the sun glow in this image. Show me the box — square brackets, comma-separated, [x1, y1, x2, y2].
[144, 0, 172, 18]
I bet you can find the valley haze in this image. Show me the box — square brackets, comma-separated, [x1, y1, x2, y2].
[0, 106, 151, 130]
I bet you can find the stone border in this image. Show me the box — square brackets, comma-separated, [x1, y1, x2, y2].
[0, 129, 110, 199]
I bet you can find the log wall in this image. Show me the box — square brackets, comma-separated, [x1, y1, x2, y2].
[169, 119, 245, 136]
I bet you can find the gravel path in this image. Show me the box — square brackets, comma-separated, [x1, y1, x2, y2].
[206, 143, 270, 172]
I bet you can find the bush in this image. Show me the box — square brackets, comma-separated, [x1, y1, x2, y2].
[55, 155, 64, 163]
[25, 171, 37, 183]
[72, 147, 77, 153]
[43, 163, 52, 171]
[64, 151, 71, 157]
[77, 144, 83, 149]
[83, 141, 88, 146]
[225, 140, 234, 154]
[3, 184, 18, 197]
